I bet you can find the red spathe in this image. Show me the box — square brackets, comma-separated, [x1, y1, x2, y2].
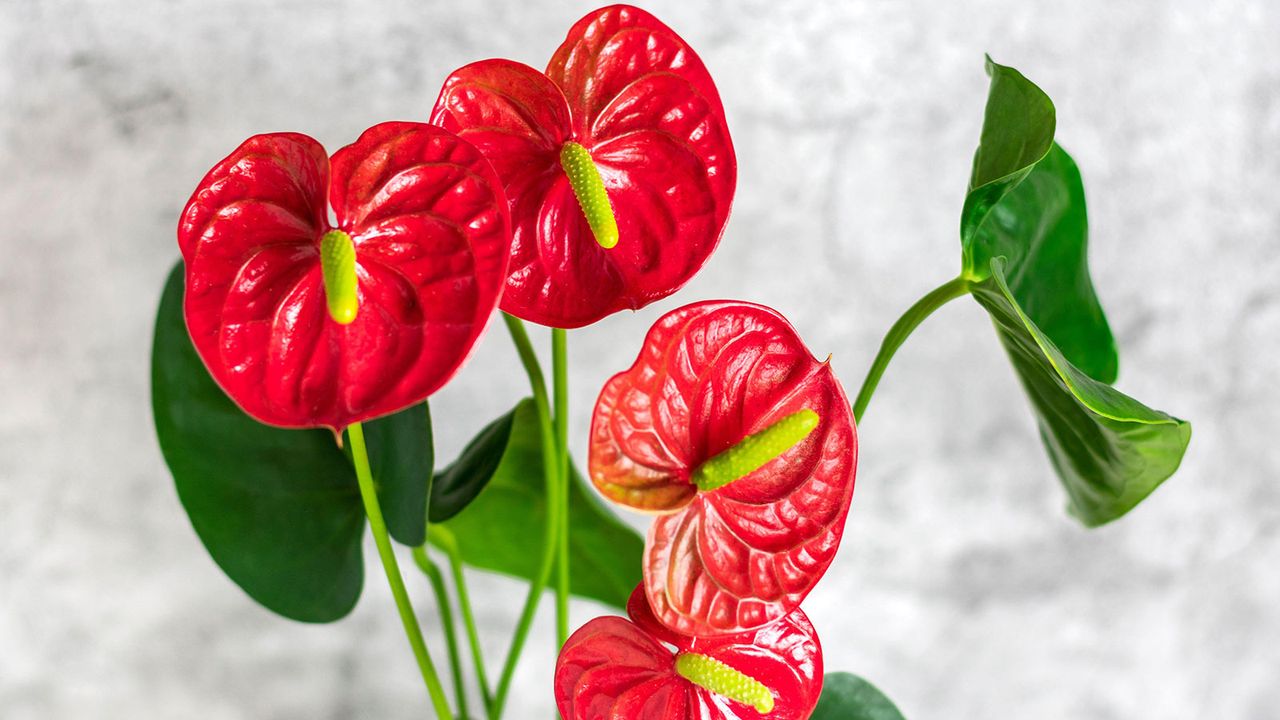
[556, 586, 823, 720]
[590, 301, 858, 636]
[178, 122, 511, 431]
[431, 5, 736, 328]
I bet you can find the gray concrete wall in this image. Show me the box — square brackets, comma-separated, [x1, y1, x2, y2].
[2, 1, 1276, 718]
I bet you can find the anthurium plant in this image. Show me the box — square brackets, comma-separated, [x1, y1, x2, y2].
[151, 5, 1190, 718]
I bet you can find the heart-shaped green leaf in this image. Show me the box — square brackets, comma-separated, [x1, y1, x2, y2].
[961, 58, 1190, 526]
[431, 399, 643, 608]
[812, 673, 906, 720]
[428, 403, 517, 523]
[152, 263, 364, 622]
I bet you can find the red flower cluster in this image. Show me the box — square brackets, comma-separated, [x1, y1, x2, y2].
[177, 5, 857, 717]
[569, 300, 858, 718]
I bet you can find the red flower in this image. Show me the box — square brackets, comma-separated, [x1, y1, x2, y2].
[590, 302, 858, 636]
[556, 586, 823, 720]
[430, 5, 736, 328]
[178, 122, 510, 431]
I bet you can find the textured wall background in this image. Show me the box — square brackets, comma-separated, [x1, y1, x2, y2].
[2, 0, 1277, 718]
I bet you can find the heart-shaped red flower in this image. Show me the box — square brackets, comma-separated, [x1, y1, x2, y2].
[430, 4, 736, 328]
[556, 586, 823, 720]
[178, 122, 510, 431]
[589, 301, 858, 636]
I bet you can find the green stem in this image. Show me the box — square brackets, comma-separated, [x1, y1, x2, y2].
[430, 525, 493, 716]
[347, 422, 454, 720]
[852, 276, 972, 422]
[414, 547, 468, 720]
[551, 327, 570, 648]
[493, 313, 562, 718]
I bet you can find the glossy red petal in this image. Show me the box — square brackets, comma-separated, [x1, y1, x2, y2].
[178, 124, 509, 430]
[589, 302, 857, 636]
[556, 586, 822, 720]
[430, 6, 735, 328]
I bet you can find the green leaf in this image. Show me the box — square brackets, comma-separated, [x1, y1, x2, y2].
[960, 58, 1191, 526]
[431, 399, 643, 608]
[151, 262, 364, 622]
[349, 402, 434, 545]
[812, 673, 906, 720]
[971, 261, 1191, 525]
[428, 403, 517, 523]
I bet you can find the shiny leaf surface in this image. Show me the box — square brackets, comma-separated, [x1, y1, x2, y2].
[179, 122, 510, 431]
[811, 673, 906, 720]
[431, 399, 643, 608]
[431, 5, 735, 328]
[555, 586, 822, 720]
[590, 301, 857, 635]
[961, 58, 1190, 526]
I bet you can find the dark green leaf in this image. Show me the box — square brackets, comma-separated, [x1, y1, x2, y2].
[812, 673, 906, 720]
[431, 399, 643, 608]
[428, 403, 518, 523]
[351, 402, 434, 545]
[971, 261, 1191, 526]
[151, 262, 364, 622]
[960, 57, 1191, 525]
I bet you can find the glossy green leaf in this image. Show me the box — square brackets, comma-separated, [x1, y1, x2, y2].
[971, 262, 1191, 525]
[428, 403, 517, 523]
[151, 262, 364, 622]
[347, 402, 434, 545]
[431, 399, 643, 608]
[960, 58, 1190, 526]
[812, 673, 906, 720]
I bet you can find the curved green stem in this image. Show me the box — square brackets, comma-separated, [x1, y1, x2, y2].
[429, 525, 493, 715]
[493, 313, 562, 718]
[852, 276, 972, 422]
[414, 547, 468, 720]
[551, 327, 570, 648]
[347, 422, 453, 720]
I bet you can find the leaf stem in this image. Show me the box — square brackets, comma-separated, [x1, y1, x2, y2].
[551, 327, 571, 648]
[414, 547, 468, 720]
[429, 525, 493, 715]
[852, 276, 972, 422]
[347, 422, 454, 720]
[493, 313, 562, 718]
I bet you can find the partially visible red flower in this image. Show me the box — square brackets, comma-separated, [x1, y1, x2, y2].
[556, 586, 823, 720]
[178, 122, 510, 432]
[431, 4, 736, 328]
[590, 301, 858, 636]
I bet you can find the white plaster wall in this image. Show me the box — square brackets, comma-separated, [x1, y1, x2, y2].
[1, 1, 1276, 718]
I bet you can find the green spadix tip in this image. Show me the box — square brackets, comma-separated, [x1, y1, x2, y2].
[675, 652, 774, 714]
[691, 408, 820, 493]
[559, 141, 619, 249]
[320, 229, 358, 325]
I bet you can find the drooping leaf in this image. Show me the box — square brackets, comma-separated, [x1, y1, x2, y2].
[960, 57, 1190, 526]
[357, 401, 434, 545]
[152, 262, 364, 622]
[811, 673, 906, 720]
[428, 403, 517, 523]
[971, 261, 1191, 525]
[431, 398, 643, 608]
